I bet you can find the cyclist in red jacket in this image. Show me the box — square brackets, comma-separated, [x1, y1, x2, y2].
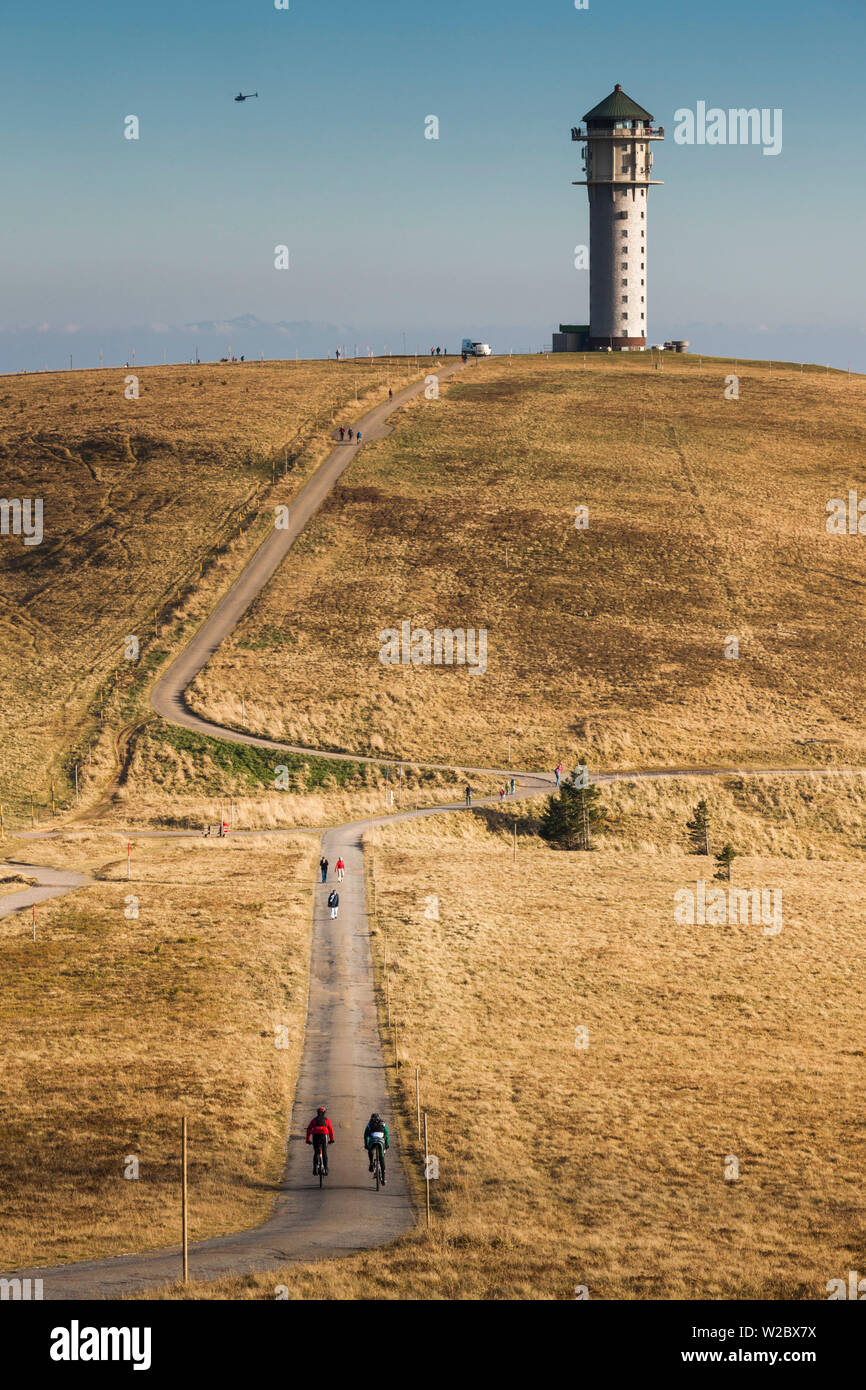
[306, 1105, 335, 1176]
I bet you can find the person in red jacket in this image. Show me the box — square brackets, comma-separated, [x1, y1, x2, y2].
[306, 1105, 335, 1176]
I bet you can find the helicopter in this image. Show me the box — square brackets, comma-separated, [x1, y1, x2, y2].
[234, 91, 258, 102]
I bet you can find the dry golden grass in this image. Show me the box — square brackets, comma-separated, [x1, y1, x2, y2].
[4, 349, 864, 1300]
[0, 830, 317, 1267]
[0, 357, 420, 826]
[157, 776, 865, 1299]
[0, 873, 38, 897]
[95, 719, 503, 831]
[190, 354, 866, 772]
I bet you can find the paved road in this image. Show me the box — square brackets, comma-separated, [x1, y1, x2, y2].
[5, 823, 408, 1297]
[151, 359, 472, 771]
[0, 862, 91, 921]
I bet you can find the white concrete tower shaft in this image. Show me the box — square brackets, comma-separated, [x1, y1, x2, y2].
[572, 84, 664, 349]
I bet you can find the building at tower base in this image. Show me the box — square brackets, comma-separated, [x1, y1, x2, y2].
[552, 324, 589, 352]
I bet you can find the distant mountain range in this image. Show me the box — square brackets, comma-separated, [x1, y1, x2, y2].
[0, 314, 862, 375]
[0, 316, 364, 375]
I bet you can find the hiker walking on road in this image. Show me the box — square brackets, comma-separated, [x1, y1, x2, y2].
[328, 889, 340, 920]
[388, 387, 393, 400]
[555, 762, 563, 788]
[335, 857, 346, 882]
[339, 425, 345, 441]
[465, 784, 472, 807]
[356, 429, 362, 444]
[320, 856, 329, 883]
[347, 427, 353, 441]
[510, 776, 515, 795]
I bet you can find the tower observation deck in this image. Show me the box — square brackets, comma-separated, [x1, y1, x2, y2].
[571, 84, 664, 349]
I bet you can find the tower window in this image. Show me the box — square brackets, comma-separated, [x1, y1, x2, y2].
[621, 278, 628, 286]
[621, 295, 628, 303]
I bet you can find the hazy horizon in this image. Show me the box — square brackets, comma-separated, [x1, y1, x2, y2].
[2, 314, 863, 377]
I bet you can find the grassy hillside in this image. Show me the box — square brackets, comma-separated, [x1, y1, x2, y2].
[3, 350, 864, 1299]
[0, 830, 317, 1266]
[160, 776, 866, 1299]
[101, 722, 503, 831]
[189, 354, 866, 772]
[0, 358, 414, 826]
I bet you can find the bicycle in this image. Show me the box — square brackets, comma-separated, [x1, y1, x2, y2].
[369, 1140, 384, 1191]
[314, 1137, 329, 1188]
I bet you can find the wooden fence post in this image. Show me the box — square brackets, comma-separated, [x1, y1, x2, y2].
[424, 1112, 431, 1230]
[182, 1116, 189, 1284]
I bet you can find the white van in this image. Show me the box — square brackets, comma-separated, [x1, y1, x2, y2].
[461, 339, 492, 357]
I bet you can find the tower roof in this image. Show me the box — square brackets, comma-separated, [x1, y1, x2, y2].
[582, 84, 653, 123]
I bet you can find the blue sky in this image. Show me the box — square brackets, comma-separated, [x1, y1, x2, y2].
[2, 0, 864, 368]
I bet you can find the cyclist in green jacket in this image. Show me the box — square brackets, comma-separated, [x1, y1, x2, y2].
[364, 1112, 389, 1184]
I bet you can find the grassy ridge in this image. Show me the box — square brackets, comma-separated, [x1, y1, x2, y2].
[189, 353, 866, 772]
[156, 725, 368, 790]
[107, 722, 502, 831]
[0, 358, 411, 823]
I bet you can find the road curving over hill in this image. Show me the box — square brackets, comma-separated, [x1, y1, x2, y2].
[149, 356, 503, 776]
[4, 358, 863, 1298]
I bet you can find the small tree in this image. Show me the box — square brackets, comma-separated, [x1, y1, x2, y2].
[685, 799, 711, 855]
[539, 792, 572, 844]
[714, 844, 736, 881]
[540, 760, 607, 850]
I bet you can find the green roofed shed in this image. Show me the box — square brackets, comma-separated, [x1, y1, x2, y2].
[582, 84, 653, 123]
